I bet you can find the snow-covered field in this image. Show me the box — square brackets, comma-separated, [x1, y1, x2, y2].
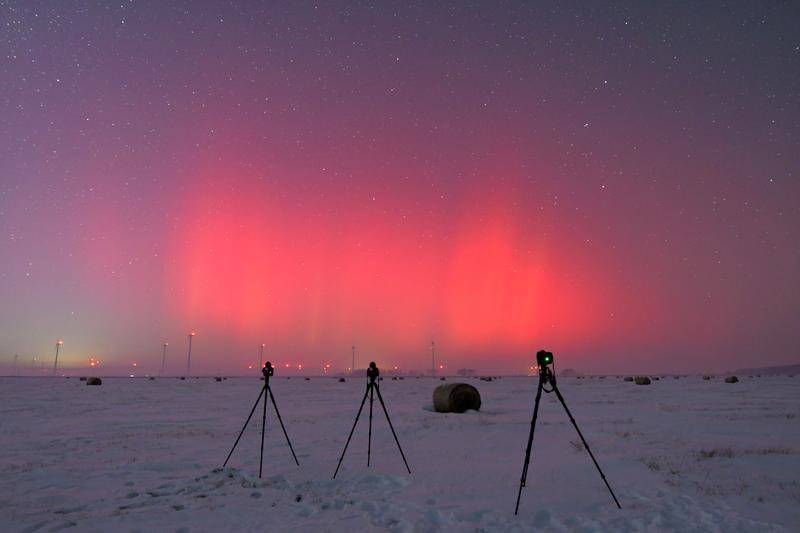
[1, 375, 797, 532]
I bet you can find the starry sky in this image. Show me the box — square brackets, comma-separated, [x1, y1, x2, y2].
[1, 1, 799, 375]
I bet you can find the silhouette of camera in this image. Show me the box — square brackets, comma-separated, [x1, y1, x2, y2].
[367, 361, 380, 381]
[536, 350, 554, 367]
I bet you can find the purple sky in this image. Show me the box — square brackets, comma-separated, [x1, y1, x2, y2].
[1, 1, 799, 375]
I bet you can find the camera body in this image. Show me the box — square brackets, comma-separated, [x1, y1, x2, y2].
[536, 350, 554, 367]
[262, 361, 274, 378]
[367, 361, 380, 382]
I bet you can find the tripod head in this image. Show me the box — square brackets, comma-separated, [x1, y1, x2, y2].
[367, 361, 379, 383]
[262, 361, 274, 379]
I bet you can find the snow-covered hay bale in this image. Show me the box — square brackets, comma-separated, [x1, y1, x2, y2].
[86, 377, 102, 386]
[634, 376, 651, 385]
[214, 377, 222, 382]
[433, 383, 481, 413]
[725, 376, 739, 383]
[623, 376, 634, 382]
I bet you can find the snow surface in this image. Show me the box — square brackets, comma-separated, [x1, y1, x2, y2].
[0, 375, 798, 531]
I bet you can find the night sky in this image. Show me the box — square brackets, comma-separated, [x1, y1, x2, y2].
[1, 1, 798, 375]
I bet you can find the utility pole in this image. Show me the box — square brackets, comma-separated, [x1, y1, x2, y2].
[431, 341, 436, 377]
[259, 343, 265, 369]
[53, 340, 63, 376]
[186, 331, 195, 377]
[161, 342, 168, 376]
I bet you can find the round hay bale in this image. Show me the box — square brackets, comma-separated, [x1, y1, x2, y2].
[304, 377, 310, 381]
[86, 377, 102, 386]
[214, 377, 222, 382]
[433, 383, 481, 413]
[338, 377, 346, 382]
[634, 376, 651, 385]
[149, 377, 156, 380]
[702, 376, 711, 380]
[479, 376, 493, 382]
[623, 376, 633, 382]
[79, 377, 87, 381]
[180, 377, 186, 380]
[724, 376, 739, 383]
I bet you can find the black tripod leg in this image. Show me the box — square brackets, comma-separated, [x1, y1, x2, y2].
[267, 386, 300, 466]
[552, 384, 621, 509]
[259, 381, 269, 478]
[374, 384, 411, 474]
[333, 384, 371, 478]
[515, 378, 544, 515]
[367, 384, 374, 466]
[223, 385, 266, 468]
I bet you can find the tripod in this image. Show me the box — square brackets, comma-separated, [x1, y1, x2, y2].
[223, 362, 299, 477]
[515, 353, 621, 515]
[333, 362, 411, 478]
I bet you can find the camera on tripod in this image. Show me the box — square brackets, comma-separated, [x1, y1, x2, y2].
[536, 350, 553, 367]
[223, 360, 299, 477]
[515, 348, 620, 514]
[333, 361, 410, 478]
